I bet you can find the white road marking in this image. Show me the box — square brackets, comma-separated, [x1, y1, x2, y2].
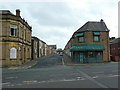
[108, 74, 120, 77]
[23, 78, 86, 85]
[76, 77, 81, 79]
[92, 71, 104, 74]
[78, 70, 109, 88]
[62, 79, 76, 82]
[2, 82, 10, 85]
[6, 77, 18, 79]
[23, 80, 38, 84]
[92, 76, 99, 78]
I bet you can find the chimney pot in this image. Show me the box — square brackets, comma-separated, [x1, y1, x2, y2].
[16, 9, 20, 17]
[100, 19, 104, 22]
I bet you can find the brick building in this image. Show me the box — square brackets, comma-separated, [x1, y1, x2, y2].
[0, 10, 32, 67]
[110, 37, 120, 61]
[64, 20, 110, 63]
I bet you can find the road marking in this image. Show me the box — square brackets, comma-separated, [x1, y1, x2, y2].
[78, 70, 109, 88]
[92, 71, 104, 74]
[2, 82, 10, 85]
[108, 74, 120, 77]
[92, 76, 99, 78]
[23, 80, 38, 84]
[6, 76, 18, 79]
[62, 57, 65, 65]
[22, 78, 86, 85]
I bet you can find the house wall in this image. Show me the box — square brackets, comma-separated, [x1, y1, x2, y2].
[0, 13, 32, 67]
[110, 39, 120, 61]
[31, 38, 39, 60]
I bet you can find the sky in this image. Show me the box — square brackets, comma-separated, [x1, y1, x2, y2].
[0, 0, 119, 49]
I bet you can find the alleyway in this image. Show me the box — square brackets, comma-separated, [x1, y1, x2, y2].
[2, 54, 119, 88]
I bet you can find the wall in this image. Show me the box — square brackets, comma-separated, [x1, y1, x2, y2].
[64, 31, 110, 62]
[1, 15, 32, 67]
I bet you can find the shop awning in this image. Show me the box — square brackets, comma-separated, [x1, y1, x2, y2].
[70, 44, 105, 51]
[75, 32, 84, 37]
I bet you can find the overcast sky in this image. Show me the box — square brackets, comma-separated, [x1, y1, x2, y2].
[0, 0, 119, 49]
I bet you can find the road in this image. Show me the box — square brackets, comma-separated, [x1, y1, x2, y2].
[2, 54, 119, 88]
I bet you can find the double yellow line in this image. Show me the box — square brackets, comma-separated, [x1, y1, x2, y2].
[62, 57, 65, 65]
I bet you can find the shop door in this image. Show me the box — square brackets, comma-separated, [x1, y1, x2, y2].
[80, 53, 84, 62]
[96, 52, 103, 62]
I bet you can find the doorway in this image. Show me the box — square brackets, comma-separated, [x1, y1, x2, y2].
[79, 52, 84, 62]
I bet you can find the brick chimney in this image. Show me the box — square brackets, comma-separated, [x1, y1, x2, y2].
[16, 9, 20, 17]
[100, 19, 104, 22]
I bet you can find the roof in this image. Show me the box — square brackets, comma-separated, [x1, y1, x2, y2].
[32, 36, 46, 44]
[48, 45, 57, 49]
[0, 10, 14, 15]
[32, 36, 40, 40]
[70, 44, 105, 51]
[76, 20, 109, 33]
[0, 10, 32, 30]
[110, 38, 120, 44]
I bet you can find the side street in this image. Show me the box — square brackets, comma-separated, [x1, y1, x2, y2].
[0, 7, 119, 89]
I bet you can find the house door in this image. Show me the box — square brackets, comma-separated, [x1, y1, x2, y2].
[80, 53, 84, 62]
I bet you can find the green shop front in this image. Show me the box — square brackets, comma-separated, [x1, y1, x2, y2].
[70, 44, 105, 63]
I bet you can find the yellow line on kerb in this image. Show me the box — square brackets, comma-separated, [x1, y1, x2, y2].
[62, 57, 65, 65]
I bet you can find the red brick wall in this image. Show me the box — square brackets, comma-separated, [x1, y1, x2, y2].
[72, 31, 110, 62]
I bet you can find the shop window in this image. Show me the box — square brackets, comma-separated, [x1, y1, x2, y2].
[88, 52, 95, 58]
[10, 48, 17, 59]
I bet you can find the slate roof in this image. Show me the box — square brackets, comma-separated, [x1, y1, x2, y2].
[76, 20, 109, 33]
[110, 38, 120, 44]
[0, 10, 14, 15]
[32, 36, 46, 44]
[48, 45, 57, 49]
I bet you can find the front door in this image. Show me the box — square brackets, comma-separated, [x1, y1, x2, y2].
[80, 53, 84, 62]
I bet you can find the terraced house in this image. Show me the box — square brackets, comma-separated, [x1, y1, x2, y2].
[31, 36, 57, 60]
[31, 36, 47, 59]
[0, 9, 32, 67]
[64, 19, 110, 63]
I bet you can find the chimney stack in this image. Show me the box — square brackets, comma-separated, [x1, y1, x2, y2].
[100, 19, 104, 22]
[16, 9, 20, 17]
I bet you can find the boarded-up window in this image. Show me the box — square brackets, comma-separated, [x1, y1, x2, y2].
[10, 48, 17, 59]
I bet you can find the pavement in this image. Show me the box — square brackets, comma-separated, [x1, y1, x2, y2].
[2, 59, 38, 72]
[2, 54, 61, 72]
[63, 53, 119, 66]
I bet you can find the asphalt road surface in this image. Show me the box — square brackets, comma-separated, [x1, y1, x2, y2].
[2, 54, 119, 88]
